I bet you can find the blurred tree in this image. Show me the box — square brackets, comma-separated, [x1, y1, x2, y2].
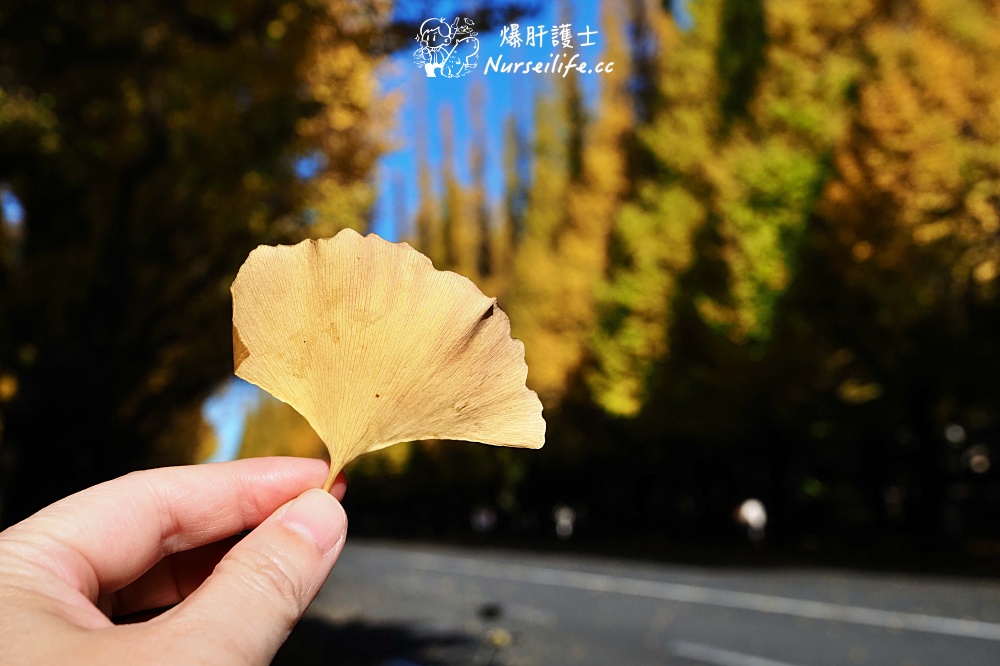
[0, 0, 390, 522]
[506, 3, 632, 410]
[468, 83, 495, 284]
[299, 0, 394, 236]
[495, 114, 529, 287]
[503, 87, 575, 406]
[821, 0, 1000, 310]
[715, 0, 767, 127]
[588, 0, 1000, 543]
[800, 0, 1000, 537]
[587, 4, 702, 417]
[412, 111, 442, 263]
[438, 105, 477, 277]
[590, 0, 864, 416]
[239, 395, 325, 461]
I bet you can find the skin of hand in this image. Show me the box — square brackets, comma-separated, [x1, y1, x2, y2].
[0, 457, 348, 666]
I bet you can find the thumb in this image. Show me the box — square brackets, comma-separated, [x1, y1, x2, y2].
[167, 488, 347, 664]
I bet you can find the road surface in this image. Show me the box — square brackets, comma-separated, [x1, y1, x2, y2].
[273, 540, 1000, 665]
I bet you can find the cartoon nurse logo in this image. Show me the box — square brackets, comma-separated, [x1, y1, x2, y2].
[413, 17, 480, 78]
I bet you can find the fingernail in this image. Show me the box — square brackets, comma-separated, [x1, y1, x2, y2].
[278, 488, 346, 553]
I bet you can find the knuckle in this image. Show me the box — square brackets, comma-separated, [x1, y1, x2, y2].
[219, 547, 305, 621]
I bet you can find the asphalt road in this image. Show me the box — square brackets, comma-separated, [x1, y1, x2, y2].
[273, 540, 1000, 666]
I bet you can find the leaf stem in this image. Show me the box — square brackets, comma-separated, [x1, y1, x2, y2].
[321, 463, 340, 493]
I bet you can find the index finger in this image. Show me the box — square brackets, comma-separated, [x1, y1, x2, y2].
[1, 457, 334, 601]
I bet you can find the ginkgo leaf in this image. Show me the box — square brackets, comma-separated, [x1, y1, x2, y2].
[232, 229, 545, 490]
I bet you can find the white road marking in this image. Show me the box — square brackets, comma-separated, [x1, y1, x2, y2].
[670, 640, 801, 666]
[402, 551, 1000, 641]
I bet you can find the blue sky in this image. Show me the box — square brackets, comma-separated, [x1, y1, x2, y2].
[202, 378, 264, 462]
[369, 0, 606, 241]
[0, 186, 24, 229]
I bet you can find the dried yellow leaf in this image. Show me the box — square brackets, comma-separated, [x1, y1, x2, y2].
[232, 229, 545, 490]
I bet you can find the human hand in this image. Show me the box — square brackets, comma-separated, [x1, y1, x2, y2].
[0, 457, 347, 665]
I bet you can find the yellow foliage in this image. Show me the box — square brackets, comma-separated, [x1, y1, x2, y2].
[506, 3, 632, 409]
[239, 395, 326, 461]
[820, 0, 1000, 302]
[586, 0, 1000, 417]
[298, 1, 395, 236]
[0, 374, 18, 403]
[837, 379, 883, 405]
[588, 184, 701, 416]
